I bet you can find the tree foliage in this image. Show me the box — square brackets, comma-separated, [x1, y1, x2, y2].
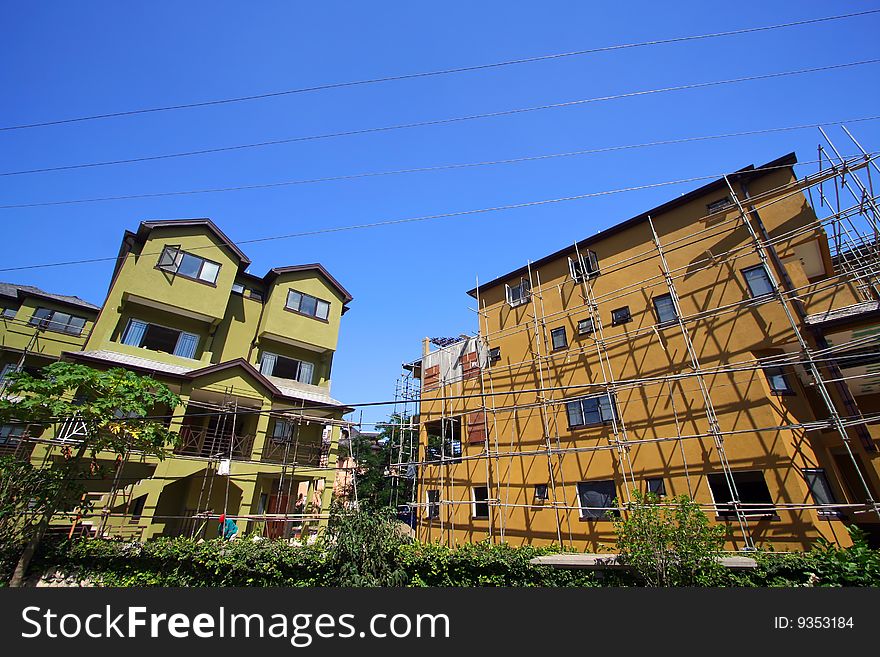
[0, 362, 181, 458]
[613, 491, 726, 586]
[340, 413, 416, 510]
[322, 506, 409, 586]
[0, 456, 85, 549]
[0, 362, 181, 586]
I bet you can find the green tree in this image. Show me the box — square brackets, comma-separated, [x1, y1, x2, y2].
[0, 456, 86, 558]
[341, 413, 416, 510]
[322, 506, 408, 586]
[0, 362, 181, 586]
[612, 491, 726, 586]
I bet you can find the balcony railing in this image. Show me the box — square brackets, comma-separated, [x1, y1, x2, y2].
[174, 425, 255, 460]
[0, 434, 35, 460]
[260, 439, 328, 467]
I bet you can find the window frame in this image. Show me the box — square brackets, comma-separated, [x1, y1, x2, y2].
[472, 486, 490, 519]
[156, 245, 222, 286]
[707, 470, 776, 520]
[505, 278, 531, 308]
[706, 197, 735, 215]
[120, 318, 200, 359]
[565, 393, 618, 429]
[741, 265, 775, 299]
[763, 366, 795, 395]
[426, 490, 441, 520]
[285, 289, 332, 322]
[534, 483, 549, 501]
[802, 468, 843, 518]
[611, 306, 632, 326]
[550, 326, 568, 351]
[568, 250, 600, 282]
[645, 477, 666, 498]
[577, 480, 618, 520]
[652, 293, 678, 326]
[259, 351, 315, 385]
[577, 317, 595, 336]
[29, 307, 88, 336]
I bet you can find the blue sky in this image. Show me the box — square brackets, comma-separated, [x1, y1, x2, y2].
[2, 2, 879, 426]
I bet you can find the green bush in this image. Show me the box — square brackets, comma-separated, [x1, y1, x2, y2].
[612, 491, 726, 586]
[16, 512, 880, 588]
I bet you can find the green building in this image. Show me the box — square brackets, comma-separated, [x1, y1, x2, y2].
[2, 218, 353, 541]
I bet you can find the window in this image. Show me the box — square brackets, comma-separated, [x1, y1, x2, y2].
[645, 477, 666, 497]
[0, 423, 25, 445]
[742, 265, 774, 298]
[577, 318, 595, 336]
[577, 480, 618, 519]
[259, 352, 315, 384]
[550, 327, 568, 350]
[129, 495, 147, 522]
[2, 307, 16, 319]
[427, 490, 440, 520]
[121, 319, 200, 359]
[707, 470, 774, 518]
[707, 197, 735, 214]
[0, 363, 15, 381]
[488, 346, 501, 362]
[566, 394, 617, 428]
[803, 468, 841, 517]
[29, 308, 87, 335]
[472, 486, 490, 519]
[569, 251, 600, 281]
[534, 484, 549, 501]
[270, 419, 293, 442]
[611, 306, 632, 326]
[157, 246, 221, 284]
[286, 290, 331, 320]
[764, 367, 794, 394]
[249, 290, 264, 302]
[653, 294, 677, 325]
[505, 279, 531, 307]
[231, 282, 245, 295]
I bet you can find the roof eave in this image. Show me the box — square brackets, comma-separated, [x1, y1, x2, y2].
[465, 152, 798, 298]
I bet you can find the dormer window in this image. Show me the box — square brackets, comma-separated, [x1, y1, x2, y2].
[157, 246, 221, 285]
[505, 278, 531, 307]
[286, 290, 330, 320]
[569, 250, 599, 282]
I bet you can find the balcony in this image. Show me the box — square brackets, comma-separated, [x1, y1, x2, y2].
[174, 425, 255, 460]
[261, 439, 328, 467]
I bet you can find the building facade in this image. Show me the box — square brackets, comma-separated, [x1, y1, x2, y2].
[412, 152, 880, 551]
[3, 218, 353, 541]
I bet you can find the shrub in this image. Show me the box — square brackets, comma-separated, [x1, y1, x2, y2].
[613, 491, 726, 586]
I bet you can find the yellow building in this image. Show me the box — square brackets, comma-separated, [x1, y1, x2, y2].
[4, 218, 353, 541]
[412, 152, 880, 552]
[1, 282, 100, 449]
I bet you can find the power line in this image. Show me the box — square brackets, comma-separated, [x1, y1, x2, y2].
[2, 114, 879, 210]
[0, 154, 868, 274]
[2, 58, 877, 178]
[1, 8, 876, 132]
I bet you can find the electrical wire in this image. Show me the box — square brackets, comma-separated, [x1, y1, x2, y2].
[3, 114, 879, 210]
[0, 154, 869, 274]
[3, 58, 877, 178]
[2, 8, 875, 132]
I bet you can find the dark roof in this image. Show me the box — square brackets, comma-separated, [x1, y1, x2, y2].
[466, 152, 798, 298]
[266, 264, 354, 304]
[0, 282, 100, 312]
[136, 218, 252, 268]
